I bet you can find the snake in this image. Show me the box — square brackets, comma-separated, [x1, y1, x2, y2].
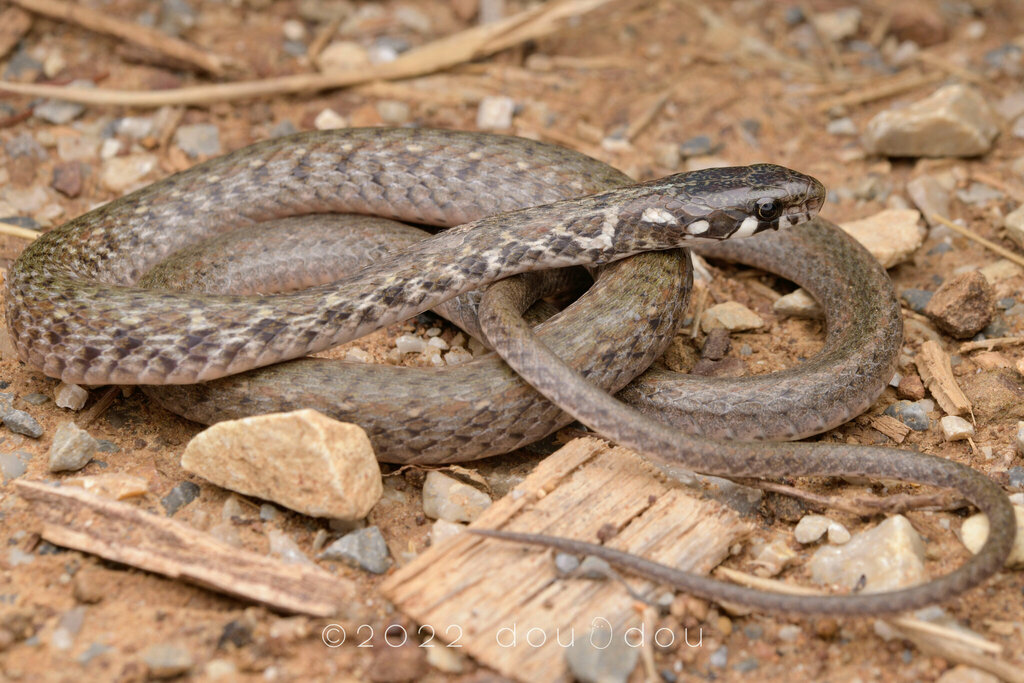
[3, 127, 1013, 615]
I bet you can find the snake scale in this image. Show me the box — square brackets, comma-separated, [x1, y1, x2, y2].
[4, 128, 1014, 615]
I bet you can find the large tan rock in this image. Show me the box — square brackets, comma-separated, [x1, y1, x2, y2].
[181, 409, 382, 520]
[840, 209, 925, 268]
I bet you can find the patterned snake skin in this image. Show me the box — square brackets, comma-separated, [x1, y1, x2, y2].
[3, 128, 1013, 615]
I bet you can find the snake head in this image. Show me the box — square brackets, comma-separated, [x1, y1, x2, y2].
[639, 163, 826, 243]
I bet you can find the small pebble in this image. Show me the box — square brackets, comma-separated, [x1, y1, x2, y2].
[826, 117, 857, 136]
[566, 623, 638, 683]
[101, 154, 158, 193]
[267, 529, 314, 566]
[48, 422, 99, 472]
[314, 108, 348, 130]
[429, 518, 464, 545]
[282, 19, 307, 42]
[174, 123, 220, 158]
[161, 481, 200, 516]
[476, 95, 516, 130]
[1016, 421, 1024, 456]
[897, 374, 926, 400]
[421, 471, 491, 523]
[21, 393, 48, 405]
[678, 135, 714, 157]
[0, 452, 28, 481]
[50, 606, 86, 652]
[395, 334, 426, 354]
[376, 100, 410, 125]
[794, 515, 831, 544]
[961, 505, 1024, 567]
[554, 552, 581, 574]
[773, 288, 823, 319]
[750, 538, 797, 576]
[142, 643, 194, 679]
[35, 82, 91, 124]
[55, 382, 88, 410]
[884, 400, 929, 431]
[940, 415, 974, 441]
[444, 347, 473, 365]
[923, 271, 995, 339]
[319, 526, 391, 574]
[4, 410, 43, 438]
[906, 175, 950, 225]
[319, 41, 370, 71]
[701, 301, 763, 333]
[51, 162, 83, 198]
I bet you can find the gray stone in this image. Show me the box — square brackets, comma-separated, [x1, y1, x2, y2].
[5, 133, 46, 160]
[55, 383, 88, 411]
[679, 135, 714, 157]
[270, 120, 298, 138]
[0, 451, 28, 482]
[48, 422, 99, 473]
[319, 526, 391, 574]
[826, 117, 857, 136]
[115, 116, 156, 139]
[884, 400, 929, 431]
[174, 124, 221, 158]
[901, 288, 933, 312]
[864, 85, 999, 157]
[956, 182, 1003, 205]
[34, 98, 85, 125]
[554, 553, 580, 574]
[142, 642, 194, 679]
[565, 622, 638, 683]
[161, 481, 200, 515]
[4, 410, 42, 438]
[21, 393, 48, 405]
[906, 175, 950, 225]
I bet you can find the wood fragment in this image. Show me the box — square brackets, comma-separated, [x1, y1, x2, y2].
[308, 14, 345, 65]
[815, 71, 944, 112]
[79, 385, 119, 428]
[626, 87, 673, 141]
[9, 0, 229, 76]
[916, 340, 972, 418]
[0, 7, 32, 61]
[931, 214, 1024, 270]
[865, 414, 911, 444]
[380, 437, 753, 683]
[734, 477, 964, 515]
[0, 0, 615, 108]
[959, 336, 1024, 353]
[15, 480, 361, 618]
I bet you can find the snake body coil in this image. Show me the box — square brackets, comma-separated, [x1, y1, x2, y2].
[3, 128, 1013, 615]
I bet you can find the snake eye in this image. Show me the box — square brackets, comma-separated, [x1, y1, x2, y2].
[755, 198, 781, 221]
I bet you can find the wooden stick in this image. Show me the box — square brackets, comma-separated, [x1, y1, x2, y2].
[9, 0, 229, 76]
[816, 71, 944, 112]
[959, 336, 1024, 353]
[0, 221, 39, 240]
[15, 480, 362, 618]
[931, 213, 1024, 270]
[0, 0, 615, 108]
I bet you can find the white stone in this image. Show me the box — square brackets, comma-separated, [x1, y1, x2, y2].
[773, 288, 823, 319]
[54, 382, 88, 410]
[940, 415, 974, 441]
[422, 471, 491, 523]
[395, 334, 426, 354]
[794, 515, 831, 544]
[101, 154, 158, 193]
[430, 518, 465, 545]
[906, 175, 950, 225]
[1005, 205, 1024, 251]
[961, 505, 1024, 568]
[809, 515, 926, 591]
[313, 108, 348, 131]
[318, 41, 369, 72]
[427, 336, 449, 351]
[749, 538, 796, 576]
[444, 347, 473, 365]
[344, 347, 371, 363]
[979, 259, 1022, 283]
[811, 7, 860, 41]
[701, 301, 764, 333]
[181, 409, 382, 520]
[840, 209, 925, 268]
[826, 522, 851, 545]
[864, 85, 1000, 158]
[1016, 421, 1024, 456]
[282, 19, 307, 42]
[47, 422, 99, 473]
[476, 96, 516, 131]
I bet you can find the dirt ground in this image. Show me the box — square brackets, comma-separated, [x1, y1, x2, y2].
[0, 0, 1023, 681]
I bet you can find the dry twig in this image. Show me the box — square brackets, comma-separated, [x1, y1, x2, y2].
[0, 221, 40, 241]
[10, 0, 229, 76]
[815, 71, 945, 112]
[931, 213, 1024, 270]
[916, 340, 973, 419]
[959, 336, 1024, 353]
[0, 0, 615, 107]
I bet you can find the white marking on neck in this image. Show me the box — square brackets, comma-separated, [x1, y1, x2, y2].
[641, 207, 678, 225]
[686, 219, 709, 235]
[733, 215, 761, 238]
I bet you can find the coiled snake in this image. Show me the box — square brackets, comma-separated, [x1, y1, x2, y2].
[4, 128, 1014, 615]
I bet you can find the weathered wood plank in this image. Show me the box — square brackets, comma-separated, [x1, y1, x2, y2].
[381, 437, 753, 682]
